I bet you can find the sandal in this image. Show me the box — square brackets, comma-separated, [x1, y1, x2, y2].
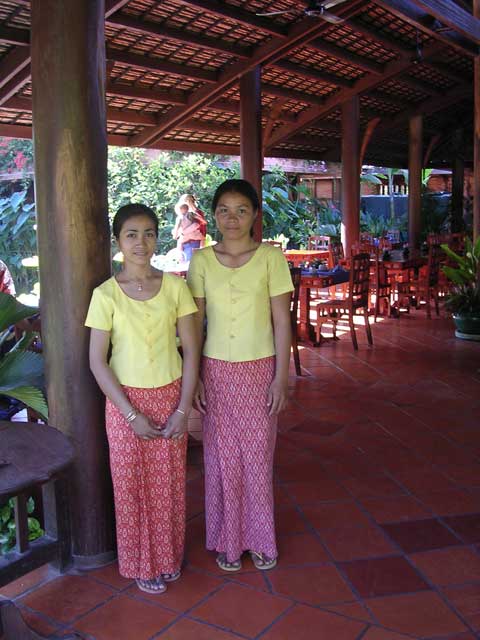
[136, 576, 167, 594]
[216, 552, 242, 572]
[250, 551, 277, 571]
[162, 569, 181, 582]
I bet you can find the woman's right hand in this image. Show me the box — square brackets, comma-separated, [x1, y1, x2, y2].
[194, 379, 207, 414]
[130, 413, 162, 440]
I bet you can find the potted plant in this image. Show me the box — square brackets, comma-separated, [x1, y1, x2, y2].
[0, 291, 48, 419]
[441, 236, 480, 341]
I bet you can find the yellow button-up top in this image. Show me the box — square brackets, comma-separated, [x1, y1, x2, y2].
[85, 274, 197, 388]
[187, 244, 293, 362]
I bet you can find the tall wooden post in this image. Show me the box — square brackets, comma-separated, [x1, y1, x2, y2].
[474, 0, 480, 241]
[341, 97, 360, 254]
[31, 0, 115, 566]
[408, 115, 423, 248]
[240, 67, 263, 241]
[451, 128, 465, 233]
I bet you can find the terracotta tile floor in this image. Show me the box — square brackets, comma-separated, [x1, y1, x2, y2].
[2, 311, 480, 639]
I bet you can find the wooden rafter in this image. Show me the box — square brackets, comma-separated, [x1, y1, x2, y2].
[273, 60, 354, 88]
[130, 0, 365, 147]
[371, 0, 479, 56]
[266, 41, 444, 151]
[0, 26, 29, 46]
[0, 65, 29, 106]
[423, 132, 442, 165]
[105, 0, 131, 18]
[408, 0, 480, 44]
[360, 116, 381, 165]
[106, 81, 187, 105]
[262, 97, 288, 155]
[309, 38, 384, 75]
[106, 49, 218, 83]
[106, 13, 252, 59]
[0, 48, 30, 91]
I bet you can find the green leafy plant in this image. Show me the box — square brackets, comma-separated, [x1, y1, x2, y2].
[0, 190, 38, 295]
[0, 497, 44, 554]
[441, 236, 480, 315]
[0, 292, 48, 419]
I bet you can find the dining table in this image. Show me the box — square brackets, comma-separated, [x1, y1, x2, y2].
[284, 249, 330, 267]
[297, 267, 350, 344]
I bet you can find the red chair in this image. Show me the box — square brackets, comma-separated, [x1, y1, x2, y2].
[289, 267, 302, 375]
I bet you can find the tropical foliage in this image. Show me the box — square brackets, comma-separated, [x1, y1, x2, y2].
[0, 292, 48, 419]
[442, 236, 480, 315]
[0, 496, 43, 554]
[0, 190, 38, 295]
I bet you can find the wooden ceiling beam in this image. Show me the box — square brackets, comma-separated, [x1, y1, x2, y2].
[0, 123, 31, 138]
[400, 73, 443, 95]
[0, 26, 29, 46]
[106, 13, 252, 59]
[343, 19, 409, 55]
[273, 60, 354, 88]
[266, 40, 444, 150]
[130, 0, 365, 147]
[179, 119, 239, 135]
[106, 81, 188, 105]
[0, 65, 30, 106]
[371, 0, 479, 56]
[262, 83, 325, 106]
[106, 48, 218, 83]
[408, 0, 480, 44]
[309, 38, 384, 75]
[424, 59, 470, 84]
[105, 0, 132, 19]
[172, 0, 287, 38]
[0, 48, 30, 91]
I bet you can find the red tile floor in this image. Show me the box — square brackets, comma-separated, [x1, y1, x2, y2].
[2, 311, 480, 640]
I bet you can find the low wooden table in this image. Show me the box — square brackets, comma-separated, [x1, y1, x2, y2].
[0, 421, 75, 639]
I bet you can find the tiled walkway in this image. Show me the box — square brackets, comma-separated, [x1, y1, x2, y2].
[2, 311, 480, 639]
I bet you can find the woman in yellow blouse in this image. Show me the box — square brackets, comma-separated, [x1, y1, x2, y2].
[187, 179, 293, 572]
[85, 204, 199, 595]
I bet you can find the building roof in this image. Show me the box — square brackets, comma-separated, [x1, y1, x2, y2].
[0, 0, 477, 167]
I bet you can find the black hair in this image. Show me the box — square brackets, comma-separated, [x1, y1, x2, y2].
[211, 179, 259, 213]
[112, 203, 159, 239]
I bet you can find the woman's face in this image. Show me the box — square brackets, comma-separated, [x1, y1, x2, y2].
[214, 191, 256, 241]
[117, 214, 157, 266]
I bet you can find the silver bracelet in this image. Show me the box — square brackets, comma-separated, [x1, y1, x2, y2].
[175, 408, 186, 416]
[125, 410, 138, 423]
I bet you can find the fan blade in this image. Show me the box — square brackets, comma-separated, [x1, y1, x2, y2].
[320, 9, 345, 24]
[322, 0, 348, 8]
[256, 9, 291, 16]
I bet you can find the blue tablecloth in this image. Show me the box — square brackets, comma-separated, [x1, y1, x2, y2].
[301, 268, 349, 284]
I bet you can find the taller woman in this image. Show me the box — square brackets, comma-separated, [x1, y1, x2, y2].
[187, 179, 293, 571]
[86, 203, 199, 594]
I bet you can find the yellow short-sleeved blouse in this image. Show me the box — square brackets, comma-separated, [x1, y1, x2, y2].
[85, 273, 197, 388]
[187, 243, 293, 362]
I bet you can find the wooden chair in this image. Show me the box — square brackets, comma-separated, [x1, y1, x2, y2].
[373, 249, 392, 321]
[313, 253, 373, 350]
[398, 244, 442, 318]
[290, 267, 302, 375]
[328, 241, 345, 268]
[307, 235, 330, 251]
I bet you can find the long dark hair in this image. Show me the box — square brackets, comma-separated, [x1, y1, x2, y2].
[112, 203, 159, 239]
[211, 179, 259, 213]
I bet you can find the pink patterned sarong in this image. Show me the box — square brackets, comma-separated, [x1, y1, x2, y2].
[202, 356, 278, 563]
[105, 379, 187, 580]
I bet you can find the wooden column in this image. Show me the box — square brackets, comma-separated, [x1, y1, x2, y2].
[408, 114, 423, 248]
[341, 97, 360, 254]
[451, 128, 465, 233]
[31, 0, 115, 566]
[240, 67, 263, 241]
[474, 0, 480, 241]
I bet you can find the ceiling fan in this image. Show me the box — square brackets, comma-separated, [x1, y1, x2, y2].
[256, 0, 348, 24]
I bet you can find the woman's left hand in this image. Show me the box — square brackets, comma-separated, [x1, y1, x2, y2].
[267, 378, 288, 416]
[160, 410, 188, 439]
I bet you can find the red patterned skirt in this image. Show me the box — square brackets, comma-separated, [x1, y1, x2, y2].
[202, 356, 278, 563]
[105, 379, 187, 580]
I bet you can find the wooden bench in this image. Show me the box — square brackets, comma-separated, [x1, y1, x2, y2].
[0, 421, 75, 639]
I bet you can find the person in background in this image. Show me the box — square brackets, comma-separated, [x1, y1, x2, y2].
[86, 203, 199, 595]
[0, 259, 16, 296]
[187, 179, 293, 573]
[172, 194, 207, 260]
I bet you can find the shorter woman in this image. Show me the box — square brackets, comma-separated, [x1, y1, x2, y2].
[188, 179, 293, 571]
[86, 203, 199, 594]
